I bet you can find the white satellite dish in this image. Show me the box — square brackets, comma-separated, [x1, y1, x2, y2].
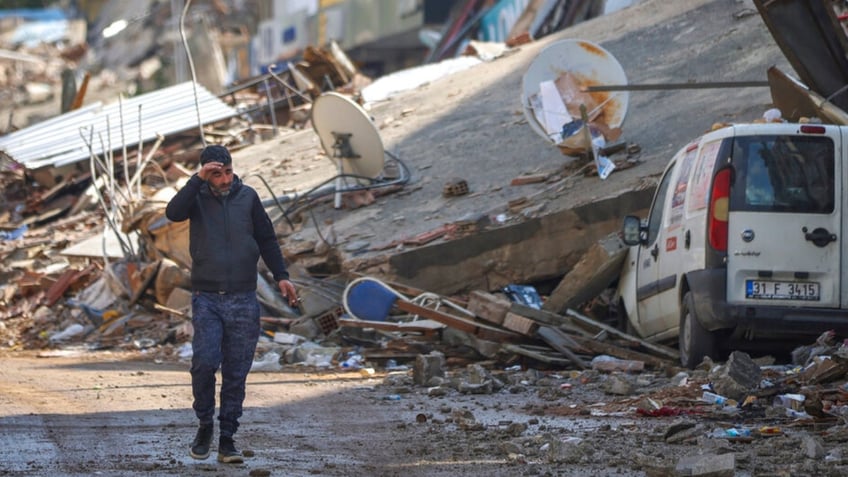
[311, 92, 385, 208]
[521, 39, 629, 145]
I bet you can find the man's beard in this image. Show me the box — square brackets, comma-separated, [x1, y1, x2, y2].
[212, 185, 231, 196]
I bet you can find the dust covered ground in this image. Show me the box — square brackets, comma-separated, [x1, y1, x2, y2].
[2, 350, 848, 477]
[231, 0, 791, 275]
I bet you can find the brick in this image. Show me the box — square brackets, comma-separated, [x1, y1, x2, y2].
[502, 312, 539, 336]
[510, 173, 548, 186]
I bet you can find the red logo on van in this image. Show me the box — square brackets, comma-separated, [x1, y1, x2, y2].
[666, 236, 677, 252]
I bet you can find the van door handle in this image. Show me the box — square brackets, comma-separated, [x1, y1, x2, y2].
[651, 244, 659, 259]
[803, 227, 837, 247]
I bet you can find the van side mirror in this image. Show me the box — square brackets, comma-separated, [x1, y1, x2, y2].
[622, 215, 644, 246]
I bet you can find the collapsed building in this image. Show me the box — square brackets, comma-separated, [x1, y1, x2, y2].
[6, 1, 848, 475]
[2, 0, 848, 414]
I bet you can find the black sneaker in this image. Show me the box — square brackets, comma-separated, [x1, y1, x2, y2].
[189, 424, 214, 460]
[217, 436, 244, 463]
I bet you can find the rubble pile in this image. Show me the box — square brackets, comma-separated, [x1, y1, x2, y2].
[0, 5, 381, 356]
[0, 35, 101, 133]
[3, 3, 848, 473]
[355, 344, 848, 474]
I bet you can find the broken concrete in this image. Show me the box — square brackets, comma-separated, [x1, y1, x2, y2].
[543, 232, 627, 314]
[374, 187, 653, 295]
[413, 351, 445, 386]
[710, 351, 762, 401]
[675, 452, 735, 477]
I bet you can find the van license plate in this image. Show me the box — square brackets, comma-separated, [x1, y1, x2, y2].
[745, 280, 820, 301]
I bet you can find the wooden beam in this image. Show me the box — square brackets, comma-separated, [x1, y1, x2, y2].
[565, 308, 679, 360]
[501, 343, 573, 365]
[536, 326, 588, 369]
[337, 318, 444, 336]
[395, 300, 525, 343]
[569, 334, 673, 369]
[509, 303, 594, 337]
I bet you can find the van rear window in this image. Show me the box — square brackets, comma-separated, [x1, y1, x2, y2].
[730, 135, 834, 214]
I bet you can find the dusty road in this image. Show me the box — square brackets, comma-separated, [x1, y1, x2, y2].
[3, 350, 848, 477]
[0, 350, 456, 477]
[0, 350, 666, 477]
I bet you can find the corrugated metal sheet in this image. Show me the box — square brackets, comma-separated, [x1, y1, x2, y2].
[0, 81, 238, 170]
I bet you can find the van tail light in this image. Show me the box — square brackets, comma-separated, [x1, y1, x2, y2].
[708, 168, 731, 251]
[800, 125, 826, 134]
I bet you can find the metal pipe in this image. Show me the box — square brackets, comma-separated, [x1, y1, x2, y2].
[179, 0, 206, 147]
[582, 81, 770, 92]
[262, 77, 278, 136]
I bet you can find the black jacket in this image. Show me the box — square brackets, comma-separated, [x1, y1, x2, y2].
[165, 174, 289, 292]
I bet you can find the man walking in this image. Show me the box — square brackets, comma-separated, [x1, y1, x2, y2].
[166, 145, 298, 463]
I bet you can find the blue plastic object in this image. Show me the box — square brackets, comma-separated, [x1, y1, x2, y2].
[561, 120, 585, 139]
[502, 284, 543, 310]
[0, 224, 27, 241]
[345, 280, 400, 321]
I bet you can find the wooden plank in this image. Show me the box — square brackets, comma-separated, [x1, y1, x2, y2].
[70, 71, 91, 111]
[44, 264, 96, 307]
[338, 318, 444, 335]
[129, 260, 161, 306]
[361, 351, 424, 360]
[502, 312, 539, 336]
[153, 303, 187, 317]
[536, 325, 588, 353]
[568, 334, 672, 369]
[501, 343, 572, 366]
[506, 0, 546, 40]
[509, 303, 594, 337]
[395, 300, 525, 343]
[565, 308, 679, 360]
[510, 173, 549, 186]
[753, 0, 848, 112]
[767, 65, 848, 124]
[536, 325, 587, 369]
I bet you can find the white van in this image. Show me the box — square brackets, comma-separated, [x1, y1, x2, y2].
[617, 122, 841, 368]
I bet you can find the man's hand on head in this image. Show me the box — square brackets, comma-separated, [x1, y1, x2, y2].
[198, 161, 224, 181]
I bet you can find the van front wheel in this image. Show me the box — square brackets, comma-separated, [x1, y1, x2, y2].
[679, 292, 716, 369]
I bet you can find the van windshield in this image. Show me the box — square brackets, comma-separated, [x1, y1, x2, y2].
[730, 135, 834, 214]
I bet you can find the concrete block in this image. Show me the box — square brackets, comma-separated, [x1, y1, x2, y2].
[413, 351, 445, 386]
[165, 287, 192, 315]
[711, 351, 761, 401]
[290, 318, 321, 340]
[467, 290, 511, 325]
[675, 452, 735, 477]
[543, 232, 627, 314]
[803, 435, 825, 459]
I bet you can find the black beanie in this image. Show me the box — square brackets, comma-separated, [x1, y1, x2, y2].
[199, 145, 232, 166]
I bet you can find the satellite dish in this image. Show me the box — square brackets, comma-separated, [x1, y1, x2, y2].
[521, 39, 629, 145]
[311, 92, 385, 208]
